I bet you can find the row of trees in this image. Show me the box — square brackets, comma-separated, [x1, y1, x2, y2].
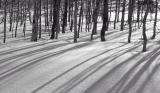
[0, 0, 159, 52]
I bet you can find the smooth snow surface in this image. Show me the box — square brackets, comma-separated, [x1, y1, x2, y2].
[1, 22, 160, 93]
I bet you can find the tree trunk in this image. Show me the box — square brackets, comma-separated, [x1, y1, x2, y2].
[101, 0, 109, 41]
[120, 0, 126, 31]
[3, 0, 7, 43]
[74, 1, 78, 43]
[91, 0, 100, 40]
[142, 0, 149, 52]
[128, 0, 135, 43]
[152, 0, 158, 39]
[62, 0, 68, 33]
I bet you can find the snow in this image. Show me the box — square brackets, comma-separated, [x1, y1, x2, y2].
[1, 16, 160, 93]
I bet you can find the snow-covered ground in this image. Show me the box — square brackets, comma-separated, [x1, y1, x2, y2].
[1, 16, 160, 93]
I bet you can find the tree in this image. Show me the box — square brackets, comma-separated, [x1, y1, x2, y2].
[50, 0, 61, 39]
[62, 0, 68, 33]
[120, 0, 126, 31]
[74, 0, 78, 43]
[3, 0, 7, 43]
[31, 0, 38, 41]
[101, 0, 109, 41]
[91, 0, 100, 40]
[142, 0, 150, 52]
[152, 0, 158, 39]
[128, 0, 135, 43]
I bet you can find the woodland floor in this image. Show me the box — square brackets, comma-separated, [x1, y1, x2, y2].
[0, 21, 160, 93]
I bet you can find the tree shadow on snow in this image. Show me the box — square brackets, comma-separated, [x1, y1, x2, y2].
[0, 42, 94, 80]
[85, 46, 160, 93]
[31, 42, 129, 93]
[50, 42, 143, 93]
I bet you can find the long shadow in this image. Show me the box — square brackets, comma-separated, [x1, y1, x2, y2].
[0, 30, 92, 54]
[0, 40, 60, 55]
[0, 33, 90, 55]
[84, 51, 144, 93]
[136, 61, 160, 93]
[0, 42, 69, 64]
[0, 27, 132, 56]
[0, 33, 96, 64]
[84, 45, 158, 93]
[0, 42, 94, 80]
[0, 29, 136, 78]
[120, 49, 160, 93]
[0, 42, 77, 71]
[0, 26, 142, 92]
[106, 46, 160, 93]
[31, 43, 129, 93]
[0, 31, 105, 64]
[50, 42, 143, 93]
[0, 26, 143, 64]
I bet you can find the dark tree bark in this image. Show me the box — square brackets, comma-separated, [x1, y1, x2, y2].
[39, 0, 42, 38]
[74, 0, 78, 43]
[128, 0, 135, 43]
[62, 0, 68, 33]
[120, 0, 126, 31]
[101, 0, 109, 41]
[15, 0, 20, 37]
[137, 0, 141, 28]
[152, 0, 158, 39]
[50, 0, 61, 39]
[114, 0, 118, 29]
[3, 0, 7, 43]
[78, 0, 84, 38]
[142, 0, 150, 52]
[31, 0, 38, 42]
[91, 0, 100, 40]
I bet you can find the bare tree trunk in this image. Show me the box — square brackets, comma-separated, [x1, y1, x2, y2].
[152, 0, 158, 39]
[39, 0, 42, 38]
[91, 0, 100, 40]
[50, 0, 61, 39]
[142, 0, 149, 52]
[9, 0, 14, 32]
[114, 0, 118, 29]
[3, 0, 7, 43]
[62, 0, 68, 33]
[78, 0, 83, 38]
[74, 1, 78, 43]
[128, 0, 135, 43]
[120, 0, 126, 31]
[31, 0, 38, 42]
[101, 0, 109, 41]
[137, 0, 141, 28]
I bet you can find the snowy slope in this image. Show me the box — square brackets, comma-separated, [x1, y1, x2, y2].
[0, 21, 160, 93]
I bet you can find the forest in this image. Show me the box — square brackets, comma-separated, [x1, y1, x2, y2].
[0, 0, 160, 93]
[0, 0, 159, 51]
